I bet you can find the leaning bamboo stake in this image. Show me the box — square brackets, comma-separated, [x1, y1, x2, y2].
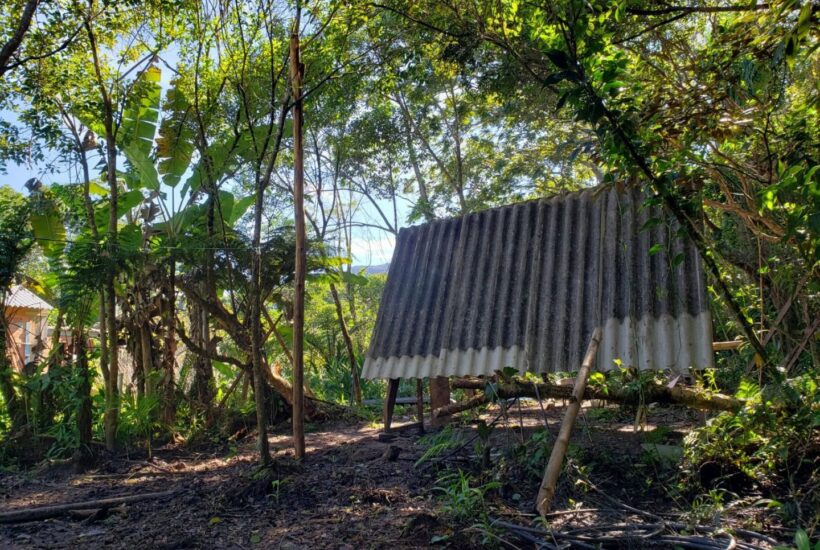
[536, 327, 602, 516]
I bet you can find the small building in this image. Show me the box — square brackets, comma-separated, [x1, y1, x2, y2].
[4, 285, 56, 372]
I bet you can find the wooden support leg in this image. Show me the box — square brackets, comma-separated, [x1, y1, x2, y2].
[429, 376, 450, 427]
[383, 378, 400, 432]
[416, 379, 425, 435]
[535, 327, 602, 516]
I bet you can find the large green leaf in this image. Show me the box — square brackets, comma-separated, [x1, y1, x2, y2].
[30, 209, 66, 260]
[184, 134, 249, 194]
[119, 64, 161, 156]
[216, 191, 255, 226]
[88, 181, 109, 196]
[122, 142, 160, 191]
[156, 82, 195, 188]
[218, 190, 235, 224]
[93, 189, 145, 231]
[118, 222, 143, 254]
[118, 189, 145, 214]
[229, 195, 255, 225]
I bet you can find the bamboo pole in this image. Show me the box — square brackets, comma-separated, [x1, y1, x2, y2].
[536, 327, 602, 516]
[290, 12, 306, 460]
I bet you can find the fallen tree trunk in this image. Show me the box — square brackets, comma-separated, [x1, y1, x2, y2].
[0, 490, 178, 524]
[440, 378, 742, 417]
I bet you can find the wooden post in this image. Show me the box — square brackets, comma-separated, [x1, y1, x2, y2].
[416, 378, 425, 434]
[535, 327, 602, 516]
[290, 13, 306, 460]
[383, 378, 400, 431]
[429, 376, 450, 427]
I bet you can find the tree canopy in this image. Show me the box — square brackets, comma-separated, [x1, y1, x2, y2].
[0, 0, 817, 543]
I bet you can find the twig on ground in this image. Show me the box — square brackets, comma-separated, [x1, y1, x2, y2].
[490, 516, 771, 550]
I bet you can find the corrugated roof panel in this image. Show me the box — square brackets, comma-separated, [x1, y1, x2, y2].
[362, 186, 714, 379]
[4, 285, 53, 311]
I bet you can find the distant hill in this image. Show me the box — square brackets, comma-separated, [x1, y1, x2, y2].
[351, 263, 389, 275]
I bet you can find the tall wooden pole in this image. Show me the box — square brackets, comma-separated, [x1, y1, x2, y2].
[290, 14, 306, 460]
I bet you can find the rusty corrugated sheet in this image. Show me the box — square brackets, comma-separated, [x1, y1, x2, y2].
[362, 186, 714, 379]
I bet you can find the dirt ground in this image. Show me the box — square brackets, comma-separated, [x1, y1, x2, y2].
[0, 402, 787, 549]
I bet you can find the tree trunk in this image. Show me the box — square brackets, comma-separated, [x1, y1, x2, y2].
[329, 282, 361, 405]
[429, 377, 451, 427]
[248, 102, 272, 466]
[290, 22, 306, 459]
[160, 254, 177, 426]
[74, 326, 92, 456]
[0, 311, 24, 431]
[86, 14, 120, 452]
[104, 276, 118, 451]
[0, 0, 39, 78]
[188, 295, 214, 416]
[138, 322, 153, 398]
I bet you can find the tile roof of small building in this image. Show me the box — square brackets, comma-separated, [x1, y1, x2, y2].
[4, 285, 53, 311]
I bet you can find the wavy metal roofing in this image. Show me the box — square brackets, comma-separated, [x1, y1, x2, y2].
[4, 285, 53, 311]
[362, 186, 714, 379]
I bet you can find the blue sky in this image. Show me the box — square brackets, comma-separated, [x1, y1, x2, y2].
[0, 114, 398, 266]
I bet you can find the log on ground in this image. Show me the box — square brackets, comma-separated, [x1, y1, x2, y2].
[0, 489, 178, 524]
[438, 380, 742, 418]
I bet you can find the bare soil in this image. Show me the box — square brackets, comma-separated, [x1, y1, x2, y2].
[0, 402, 787, 549]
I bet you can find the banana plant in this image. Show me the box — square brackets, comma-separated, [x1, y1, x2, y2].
[114, 64, 256, 425]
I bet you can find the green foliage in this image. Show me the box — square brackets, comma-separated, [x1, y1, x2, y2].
[117, 392, 161, 458]
[301, 273, 386, 403]
[415, 425, 464, 468]
[0, 392, 9, 433]
[0, 186, 32, 287]
[519, 427, 553, 478]
[683, 375, 819, 527]
[433, 468, 500, 522]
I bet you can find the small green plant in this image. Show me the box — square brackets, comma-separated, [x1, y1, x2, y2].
[773, 528, 820, 550]
[118, 393, 161, 458]
[687, 489, 728, 525]
[521, 427, 552, 477]
[269, 479, 282, 504]
[415, 425, 464, 467]
[45, 421, 78, 459]
[434, 469, 500, 522]
[474, 420, 494, 469]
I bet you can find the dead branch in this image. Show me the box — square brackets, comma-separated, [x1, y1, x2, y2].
[0, 490, 178, 524]
[432, 393, 489, 418]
